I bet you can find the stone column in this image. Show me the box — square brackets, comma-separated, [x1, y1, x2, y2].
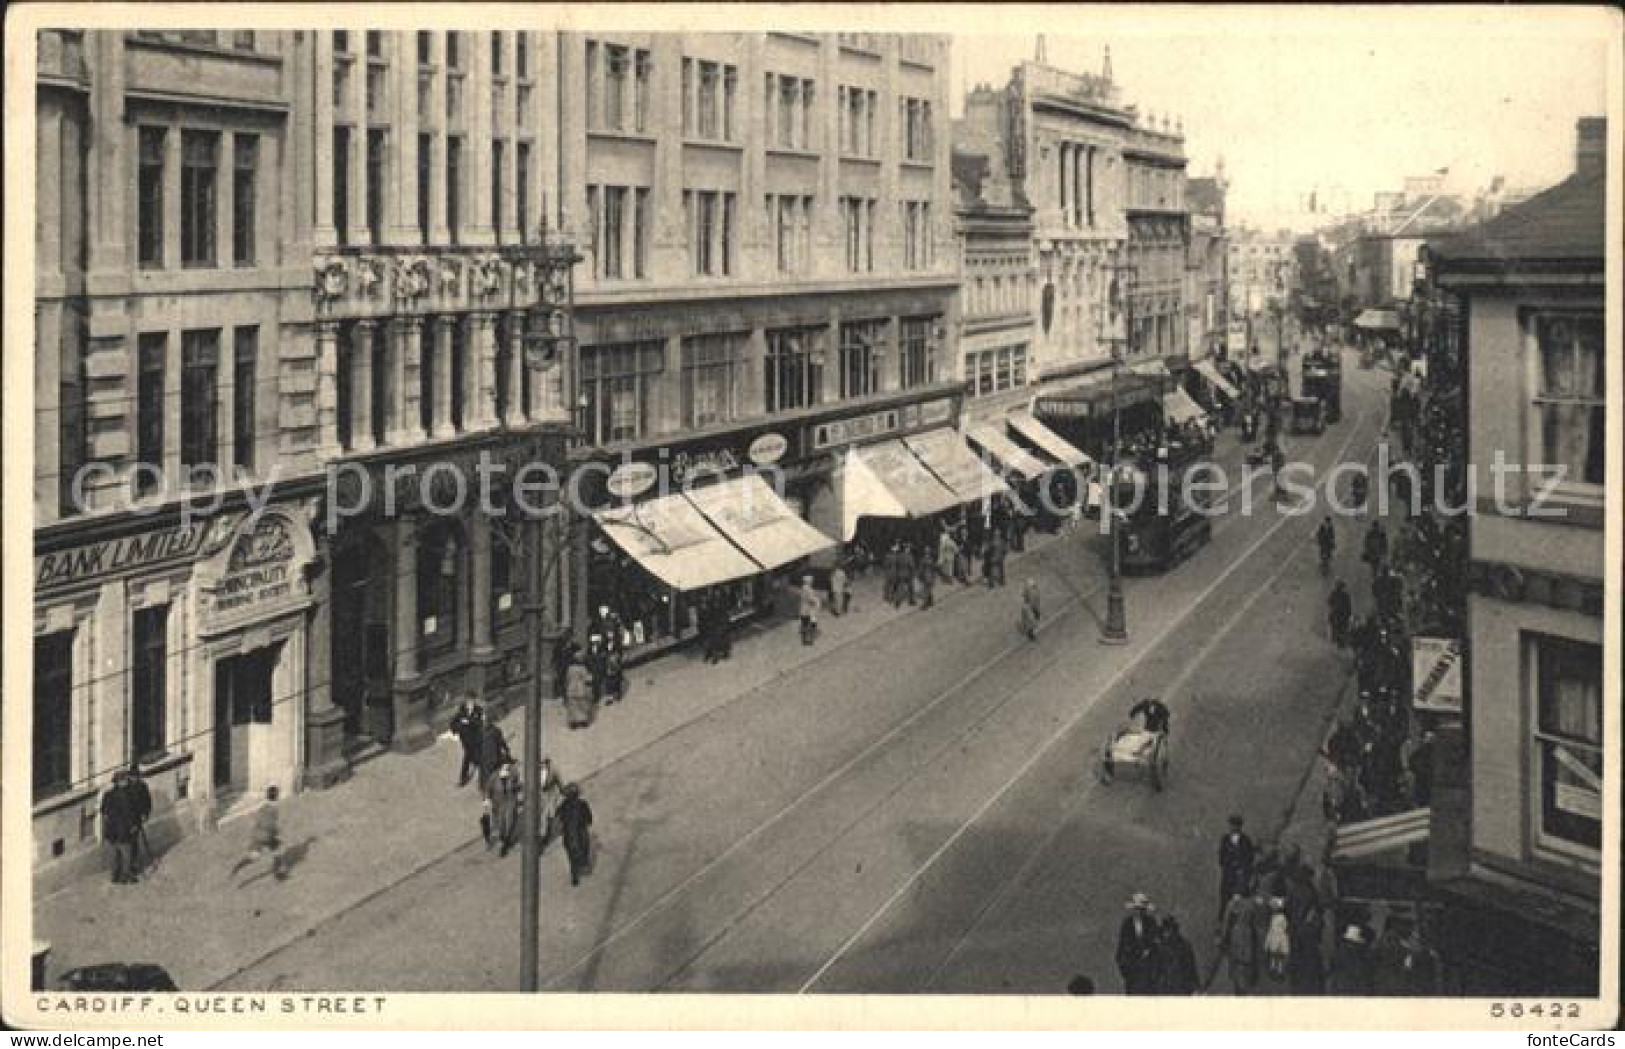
[391, 516, 433, 751]
[314, 33, 337, 247]
[350, 320, 377, 451]
[388, 315, 427, 444]
[469, 311, 498, 430]
[504, 310, 526, 426]
[470, 514, 494, 657]
[431, 314, 457, 437]
[527, 338, 560, 422]
[315, 320, 343, 459]
[303, 549, 352, 789]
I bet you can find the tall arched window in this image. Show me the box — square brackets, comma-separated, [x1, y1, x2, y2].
[418, 519, 465, 651]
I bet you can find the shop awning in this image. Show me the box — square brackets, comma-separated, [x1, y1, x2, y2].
[1354, 308, 1402, 331]
[685, 472, 835, 573]
[965, 424, 1049, 481]
[904, 428, 1012, 505]
[594, 494, 761, 592]
[1193, 359, 1241, 400]
[1008, 411, 1093, 470]
[841, 440, 961, 540]
[1161, 388, 1209, 427]
[1129, 359, 1172, 381]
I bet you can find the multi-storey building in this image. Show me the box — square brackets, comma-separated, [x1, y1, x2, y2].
[1184, 171, 1227, 361]
[952, 54, 1197, 459]
[1416, 117, 1605, 994]
[32, 28, 580, 891]
[557, 31, 966, 659]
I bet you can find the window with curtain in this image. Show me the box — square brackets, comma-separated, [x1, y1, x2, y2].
[138, 127, 166, 268]
[1530, 312, 1605, 489]
[840, 320, 886, 398]
[765, 327, 825, 413]
[233, 134, 259, 265]
[681, 333, 741, 429]
[581, 341, 664, 444]
[1533, 634, 1602, 852]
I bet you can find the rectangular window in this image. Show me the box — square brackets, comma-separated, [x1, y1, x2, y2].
[332, 126, 350, 246]
[633, 188, 650, 278]
[137, 332, 166, 494]
[778, 74, 796, 148]
[138, 127, 165, 268]
[516, 142, 531, 241]
[699, 61, 720, 140]
[446, 136, 462, 243]
[765, 327, 825, 413]
[604, 44, 627, 130]
[445, 31, 462, 70]
[683, 59, 694, 137]
[232, 31, 256, 51]
[333, 30, 349, 53]
[365, 130, 385, 246]
[1530, 312, 1605, 488]
[898, 316, 938, 389]
[687, 190, 725, 276]
[843, 196, 861, 272]
[491, 31, 503, 75]
[774, 195, 795, 273]
[180, 130, 219, 266]
[491, 140, 505, 241]
[800, 80, 814, 150]
[516, 33, 529, 78]
[580, 341, 663, 444]
[131, 604, 169, 761]
[721, 192, 735, 276]
[840, 320, 886, 398]
[417, 31, 432, 65]
[864, 90, 876, 156]
[416, 132, 432, 243]
[602, 185, 625, 279]
[364, 30, 381, 57]
[231, 134, 258, 264]
[586, 185, 600, 270]
[1533, 635, 1602, 853]
[634, 50, 652, 133]
[723, 66, 738, 140]
[34, 631, 73, 799]
[181, 329, 220, 473]
[58, 327, 87, 516]
[682, 333, 741, 428]
[864, 199, 876, 272]
[585, 42, 598, 128]
[232, 326, 257, 470]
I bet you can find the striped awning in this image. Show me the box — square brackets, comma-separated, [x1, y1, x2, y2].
[964, 424, 1049, 481]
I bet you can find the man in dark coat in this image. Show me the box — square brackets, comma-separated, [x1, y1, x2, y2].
[449, 697, 486, 787]
[1217, 814, 1256, 917]
[477, 720, 511, 792]
[1155, 916, 1200, 994]
[100, 772, 137, 885]
[1327, 580, 1353, 648]
[1115, 893, 1160, 994]
[557, 783, 594, 887]
[126, 763, 154, 876]
[1326, 924, 1375, 995]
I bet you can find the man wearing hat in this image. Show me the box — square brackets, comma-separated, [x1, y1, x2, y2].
[1115, 892, 1160, 995]
[556, 783, 594, 887]
[1326, 923, 1375, 995]
[1217, 814, 1256, 917]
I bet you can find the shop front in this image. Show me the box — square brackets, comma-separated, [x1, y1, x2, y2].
[30, 501, 320, 892]
[1031, 366, 1164, 461]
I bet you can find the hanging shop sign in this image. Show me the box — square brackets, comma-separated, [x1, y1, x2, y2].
[194, 509, 317, 636]
[1411, 636, 1463, 715]
[606, 461, 660, 500]
[748, 432, 789, 467]
[35, 514, 242, 595]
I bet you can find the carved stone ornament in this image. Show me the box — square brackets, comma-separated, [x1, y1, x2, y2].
[356, 256, 383, 297]
[512, 260, 534, 295]
[314, 259, 349, 303]
[473, 255, 505, 299]
[394, 257, 431, 302]
[438, 257, 463, 294]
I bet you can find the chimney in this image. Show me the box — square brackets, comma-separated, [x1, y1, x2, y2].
[1575, 116, 1605, 178]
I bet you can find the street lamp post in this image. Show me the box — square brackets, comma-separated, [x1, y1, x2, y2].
[1099, 257, 1137, 645]
[503, 216, 581, 994]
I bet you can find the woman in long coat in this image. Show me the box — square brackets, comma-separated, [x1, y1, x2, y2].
[557, 783, 594, 886]
[565, 656, 595, 730]
[487, 763, 522, 857]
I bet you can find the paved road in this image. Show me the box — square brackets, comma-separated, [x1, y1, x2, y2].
[222, 353, 1389, 995]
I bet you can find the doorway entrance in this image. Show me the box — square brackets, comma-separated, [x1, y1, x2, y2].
[213, 644, 280, 796]
[331, 529, 394, 751]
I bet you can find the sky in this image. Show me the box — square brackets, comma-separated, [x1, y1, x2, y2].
[947, 7, 1612, 232]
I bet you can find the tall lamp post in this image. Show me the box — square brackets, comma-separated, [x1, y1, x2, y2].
[1098, 256, 1138, 645]
[503, 215, 581, 993]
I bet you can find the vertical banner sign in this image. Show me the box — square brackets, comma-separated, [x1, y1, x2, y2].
[1411, 636, 1463, 714]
